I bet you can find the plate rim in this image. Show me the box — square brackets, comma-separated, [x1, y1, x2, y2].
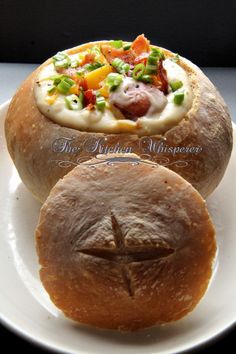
[1, 98, 236, 354]
[1, 308, 236, 354]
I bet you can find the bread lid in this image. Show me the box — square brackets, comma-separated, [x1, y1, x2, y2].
[36, 153, 216, 330]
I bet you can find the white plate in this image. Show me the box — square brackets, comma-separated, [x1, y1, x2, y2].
[0, 100, 235, 354]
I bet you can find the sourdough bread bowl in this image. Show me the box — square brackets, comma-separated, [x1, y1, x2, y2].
[36, 153, 216, 331]
[5, 35, 233, 202]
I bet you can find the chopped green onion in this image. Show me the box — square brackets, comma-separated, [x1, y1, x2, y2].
[57, 77, 75, 94]
[47, 85, 56, 94]
[171, 53, 180, 63]
[52, 52, 71, 69]
[111, 40, 123, 48]
[79, 91, 84, 106]
[106, 73, 123, 91]
[148, 55, 158, 65]
[112, 58, 130, 74]
[173, 92, 185, 105]
[49, 74, 75, 89]
[146, 61, 157, 74]
[54, 59, 70, 69]
[57, 80, 72, 94]
[49, 74, 64, 85]
[123, 44, 131, 51]
[145, 48, 165, 75]
[140, 74, 153, 83]
[90, 46, 103, 62]
[146, 51, 159, 74]
[96, 94, 106, 111]
[65, 94, 83, 110]
[70, 57, 79, 68]
[151, 47, 165, 59]
[63, 77, 75, 86]
[76, 69, 85, 77]
[53, 52, 68, 61]
[91, 46, 101, 56]
[132, 63, 153, 83]
[145, 64, 157, 74]
[85, 62, 104, 71]
[170, 80, 183, 92]
[132, 63, 145, 80]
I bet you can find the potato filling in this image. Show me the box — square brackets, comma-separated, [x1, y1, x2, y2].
[34, 35, 192, 135]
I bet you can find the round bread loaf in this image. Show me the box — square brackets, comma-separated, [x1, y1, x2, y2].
[36, 153, 216, 330]
[5, 40, 233, 203]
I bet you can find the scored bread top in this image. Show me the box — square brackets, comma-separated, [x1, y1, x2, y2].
[36, 153, 216, 330]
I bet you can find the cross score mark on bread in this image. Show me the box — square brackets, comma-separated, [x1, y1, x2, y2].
[76, 211, 174, 297]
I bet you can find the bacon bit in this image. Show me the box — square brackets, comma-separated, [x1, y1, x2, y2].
[121, 50, 136, 65]
[152, 60, 168, 94]
[101, 45, 122, 63]
[101, 45, 136, 65]
[80, 52, 95, 66]
[158, 60, 168, 94]
[134, 52, 149, 65]
[131, 34, 150, 56]
[84, 89, 96, 106]
[86, 103, 95, 111]
[79, 78, 88, 91]
[101, 35, 150, 66]
[152, 75, 163, 89]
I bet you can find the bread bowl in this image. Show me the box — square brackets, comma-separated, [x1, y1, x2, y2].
[36, 153, 216, 331]
[5, 34, 233, 202]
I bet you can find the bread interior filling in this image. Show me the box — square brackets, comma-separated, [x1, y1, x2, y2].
[34, 35, 193, 135]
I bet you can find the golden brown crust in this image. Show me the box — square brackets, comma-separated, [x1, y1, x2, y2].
[36, 154, 216, 330]
[5, 41, 233, 202]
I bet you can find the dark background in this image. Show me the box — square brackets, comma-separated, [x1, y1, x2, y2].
[0, 0, 236, 352]
[0, 0, 236, 66]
